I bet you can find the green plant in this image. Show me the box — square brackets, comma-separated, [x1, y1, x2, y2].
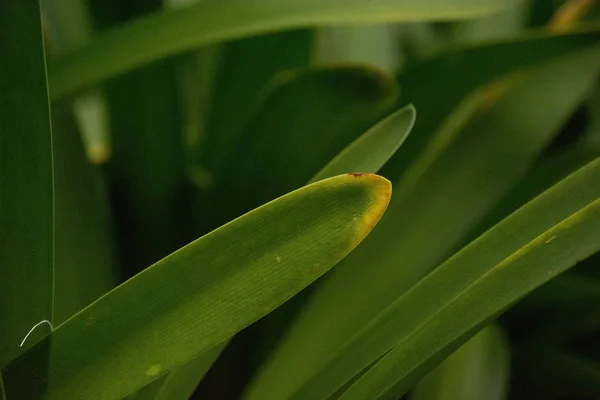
[1, 0, 600, 399]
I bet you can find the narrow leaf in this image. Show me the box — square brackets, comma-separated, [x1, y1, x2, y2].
[298, 156, 600, 400]
[0, 1, 54, 366]
[310, 105, 416, 183]
[48, 0, 522, 100]
[2, 173, 391, 400]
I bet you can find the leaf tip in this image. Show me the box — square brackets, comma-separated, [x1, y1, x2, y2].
[345, 173, 391, 245]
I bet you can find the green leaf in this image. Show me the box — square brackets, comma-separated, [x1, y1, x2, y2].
[47, 0, 523, 100]
[293, 154, 600, 400]
[2, 173, 391, 400]
[51, 104, 120, 324]
[0, 1, 54, 367]
[310, 105, 416, 183]
[199, 65, 398, 232]
[410, 325, 510, 400]
[244, 44, 600, 400]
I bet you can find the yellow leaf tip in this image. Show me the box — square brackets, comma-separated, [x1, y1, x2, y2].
[345, 173, 392, 246]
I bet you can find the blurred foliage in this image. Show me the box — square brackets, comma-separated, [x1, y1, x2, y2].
[2, 0, 600, 399]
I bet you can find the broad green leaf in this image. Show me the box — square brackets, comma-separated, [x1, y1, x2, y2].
[385, 25, 600, 180]
[244, 45, 600, 400]
[410, 325, 510, 400]
[51, 104, 120, 324]
[47, 0, 522, 100]
[2, 173, 391, 400]
[0, 1, 54, 366]
[310, 104, 416, 183]
[199, 66, 398, 232]
[294, 155, 600, 400]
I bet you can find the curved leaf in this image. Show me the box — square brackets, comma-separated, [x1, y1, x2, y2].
[2, 173, 391, 400]
[0, 0, 54, 367]
[48, 0, 522, 100]
[310, 105, 416, 183]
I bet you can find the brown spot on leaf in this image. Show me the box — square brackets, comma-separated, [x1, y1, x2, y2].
[349, 172, 364, 177]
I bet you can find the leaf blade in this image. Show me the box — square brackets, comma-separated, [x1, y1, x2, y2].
[2, 173, 391, 400]
[0, 0, 54, 367]
[310, 105, 416, 183]
[48, 0, 523, 100]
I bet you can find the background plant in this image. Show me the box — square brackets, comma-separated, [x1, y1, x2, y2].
[1, 0, 600, 399]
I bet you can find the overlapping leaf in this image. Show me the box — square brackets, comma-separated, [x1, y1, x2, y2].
[0, 1, 54, 367]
